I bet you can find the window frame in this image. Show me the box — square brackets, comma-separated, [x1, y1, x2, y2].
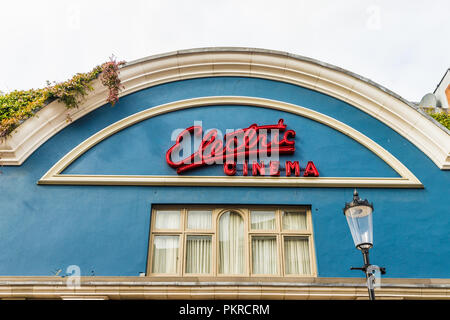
[147, 205, 317, 278]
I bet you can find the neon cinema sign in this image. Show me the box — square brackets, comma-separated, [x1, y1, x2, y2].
[166, 119, 319, 177]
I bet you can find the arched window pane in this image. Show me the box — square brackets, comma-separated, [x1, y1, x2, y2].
[219, 211, 244, 274]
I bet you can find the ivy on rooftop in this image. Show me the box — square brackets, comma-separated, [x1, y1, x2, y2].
[427, 110, 450, 130]
[0, 57, 125, 140]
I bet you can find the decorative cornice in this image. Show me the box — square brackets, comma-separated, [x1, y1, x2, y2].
[0, 277, 449, 300]
[1, 48, 449, 169]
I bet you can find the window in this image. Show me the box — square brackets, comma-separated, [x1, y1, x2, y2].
[148, 206, 316, 277]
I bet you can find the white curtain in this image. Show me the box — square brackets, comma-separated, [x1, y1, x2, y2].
[252, 236, 277, 274]
[152, 235, 179, 273]
[185, 235, 211, 274]
[187, 210, 212, 229]
[282, 211, 307, 230]
[155, 210, 180, 229]
[284, 237, 311, 275]
[251, 211, 276, 230]
[219, 211, 244, 274]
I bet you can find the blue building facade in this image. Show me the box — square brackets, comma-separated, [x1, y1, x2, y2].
[0, 48, 449, 299]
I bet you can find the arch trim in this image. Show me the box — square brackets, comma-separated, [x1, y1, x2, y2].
[38, 96, 423, 188]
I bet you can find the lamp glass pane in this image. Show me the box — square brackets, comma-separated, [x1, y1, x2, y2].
[345, 205, 373, 248]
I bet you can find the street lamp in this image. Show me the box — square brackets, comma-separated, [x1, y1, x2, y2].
[343, 189, 385, 300]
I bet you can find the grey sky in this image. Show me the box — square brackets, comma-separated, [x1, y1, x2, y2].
[0, 0, 448, 102]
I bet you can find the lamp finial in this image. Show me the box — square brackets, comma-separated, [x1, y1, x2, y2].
[353, 189, 359, 201]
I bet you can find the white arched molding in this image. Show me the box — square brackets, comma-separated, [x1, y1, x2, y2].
[38, 96, 422, 188]
[1, 48, 449, 170]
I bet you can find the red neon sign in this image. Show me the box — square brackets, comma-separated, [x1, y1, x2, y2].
[166, 119, 319, 177]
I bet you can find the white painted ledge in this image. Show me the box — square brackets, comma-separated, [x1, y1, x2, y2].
[0, 47, 449, 170]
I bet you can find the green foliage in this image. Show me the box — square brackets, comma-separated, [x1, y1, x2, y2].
[0, 88, 50, 138]
[48, 66, 102, 109]
[427, 110, 450, 130]
[0, 60, 124, 140]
